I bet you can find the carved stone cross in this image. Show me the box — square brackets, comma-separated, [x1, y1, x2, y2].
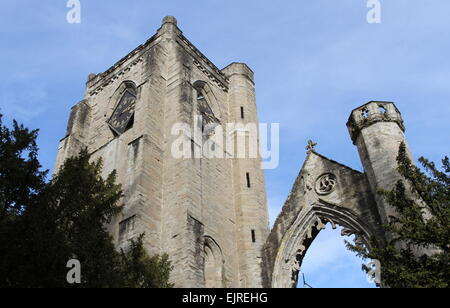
[306, 140, 317, 153]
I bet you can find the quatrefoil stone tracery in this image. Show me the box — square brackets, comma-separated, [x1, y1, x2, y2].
[315, 173, 337, 195]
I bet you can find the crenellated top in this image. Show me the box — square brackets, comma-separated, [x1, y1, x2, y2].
[346, 101, 405, 144]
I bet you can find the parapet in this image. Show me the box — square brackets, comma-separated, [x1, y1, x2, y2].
[346, 101, 405, 144]
[222, 62, 254, 84]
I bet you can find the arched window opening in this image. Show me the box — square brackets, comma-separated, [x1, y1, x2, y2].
[296, 223, 376, 288]
[203, 237, 225, 288]
[193, 81, 220, 139]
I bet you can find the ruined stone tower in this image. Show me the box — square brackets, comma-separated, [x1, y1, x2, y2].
[55, 16, 269, 288]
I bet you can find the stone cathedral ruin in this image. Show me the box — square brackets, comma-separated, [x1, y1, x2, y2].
[55, 16, 417, 288]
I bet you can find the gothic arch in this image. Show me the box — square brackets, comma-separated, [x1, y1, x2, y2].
[203, 236, 226, 288]
[271, 202, 373, 288]
[261, 151, 384, 288]
[192, 80, 222, 122]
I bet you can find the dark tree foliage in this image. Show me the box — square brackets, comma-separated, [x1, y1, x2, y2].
[0, 114, 47, 220]
[119, 235, 174, 288]
[0, 114, 50, 287]
[348, 143, 449, 288]
[43, 150, 125, 287]
[0, 115, 173, 288]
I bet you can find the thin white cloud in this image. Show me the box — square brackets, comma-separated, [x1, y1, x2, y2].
[0, 82, 49, 121]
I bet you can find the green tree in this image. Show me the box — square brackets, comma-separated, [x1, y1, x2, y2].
[49, 150, 174, 288]
[0, 113, 50, 287]
[44, 149, 124, 287]
[0, 114, 47, 221]
[0, 115, 173, 288]
[119, 235, 174, 288]
[348, 143, 449, 288]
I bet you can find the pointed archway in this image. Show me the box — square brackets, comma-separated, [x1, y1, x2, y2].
[271, 202, 373, 288]
[203, 236, 226, 288]
[262, 151, 384, 288]
[298, 223, 377, 288]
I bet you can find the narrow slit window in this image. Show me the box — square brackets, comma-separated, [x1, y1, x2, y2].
[246, 172, 251, 188]
[191, 139, 195, 157]
[251, 230, 256, 243]
[240, 107, 245, 119]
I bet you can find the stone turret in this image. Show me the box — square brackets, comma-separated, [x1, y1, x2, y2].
[347, 101, 411, 226]
[222, 63, 269, 287]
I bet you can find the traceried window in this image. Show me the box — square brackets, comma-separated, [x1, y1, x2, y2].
[193, 81, 220, 138]
[361, 108, 369, 119]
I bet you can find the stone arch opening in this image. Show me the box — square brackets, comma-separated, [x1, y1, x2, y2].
[271, 203, 374, 288]
[297, 222, 375, 288]
[203, 236, 225, 288]
[192, 80, 222, 123]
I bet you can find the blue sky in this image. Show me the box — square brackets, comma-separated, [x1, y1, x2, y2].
[0, 1, 449, 288]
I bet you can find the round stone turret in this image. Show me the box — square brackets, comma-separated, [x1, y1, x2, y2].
[346, 101, 405, 145]
[348, 101, 411, 227]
